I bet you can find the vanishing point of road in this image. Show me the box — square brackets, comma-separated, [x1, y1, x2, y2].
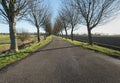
[0, 37, 120, 83]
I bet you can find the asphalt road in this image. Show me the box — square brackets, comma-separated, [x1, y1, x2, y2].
[0, 37, 120, 83]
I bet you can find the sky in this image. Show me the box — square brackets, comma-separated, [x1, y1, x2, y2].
[74, 15, 120, 35]
[0, 0, 120, 35]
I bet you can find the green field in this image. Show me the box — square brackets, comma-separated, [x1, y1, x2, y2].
[0, 35, 10, 44]
[0, 35, 10, 53]
[0, 34, 37, 54]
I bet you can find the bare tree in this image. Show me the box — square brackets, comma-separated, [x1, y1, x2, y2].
[64, 2, 80, 41]
[17, 28, 30, 44]
[43, 15, 52, 36]
[26, 0, 47, 42]
[42, 4, 52, 36]
[59, 9, 69, 39]
[0, 0, 32, 52]
[52, 17, 63, 36]
[73, 0, 120, 45]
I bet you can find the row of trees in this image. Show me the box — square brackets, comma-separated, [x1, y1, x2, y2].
[0, 0, 52, 52]
[53, 0, 120, 45]
[0, 0, 120, 52]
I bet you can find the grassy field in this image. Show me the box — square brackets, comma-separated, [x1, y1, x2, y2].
[0, 34, 37, 54]
[0, 36, 52, 68]
[0, 35, 10, 53]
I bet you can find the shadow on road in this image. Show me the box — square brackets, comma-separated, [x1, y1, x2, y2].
[38, 46, 78, 52]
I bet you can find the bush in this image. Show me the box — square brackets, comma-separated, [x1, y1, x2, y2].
[17, 29, 31, 44]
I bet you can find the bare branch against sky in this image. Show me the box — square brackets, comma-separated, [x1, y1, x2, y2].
[0, 0, 120, 35]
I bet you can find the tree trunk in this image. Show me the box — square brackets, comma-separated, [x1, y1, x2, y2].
[61, 31, 63, 38]
[9, 18, 18, 52]
[65, 27, 68, 39]
[71, 27, 74, 41]
[87, 26, 93, 45]
[37, 28, 40, 42]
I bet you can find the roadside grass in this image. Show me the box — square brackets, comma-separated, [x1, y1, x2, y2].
[62, 38, 120, 59]
[0, 36, 52, 68]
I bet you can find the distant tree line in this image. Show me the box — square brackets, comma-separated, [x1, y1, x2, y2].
[0, 33, 9, 35]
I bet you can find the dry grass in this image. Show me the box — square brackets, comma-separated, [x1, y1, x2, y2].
[0, 34, 37, 54]
[0, 44, 10, 53]
[0, 35, 10, 54]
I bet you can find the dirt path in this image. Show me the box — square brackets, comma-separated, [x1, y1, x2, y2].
[0, 37, 120, 83]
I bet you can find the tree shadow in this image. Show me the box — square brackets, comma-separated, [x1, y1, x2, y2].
[37, 45, 78, 52]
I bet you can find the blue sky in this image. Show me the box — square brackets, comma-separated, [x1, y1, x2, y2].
[0, 0, 120, 35]
[0, 0, 61, 33]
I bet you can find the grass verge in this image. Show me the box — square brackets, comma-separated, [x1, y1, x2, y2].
[62, 37, 120, 59]
[0, 36, 52, 68]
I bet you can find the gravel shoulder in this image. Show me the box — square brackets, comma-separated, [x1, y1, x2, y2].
[0, 37, 120, 83]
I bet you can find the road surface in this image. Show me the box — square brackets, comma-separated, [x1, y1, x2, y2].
[0, 37, 120, 83]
